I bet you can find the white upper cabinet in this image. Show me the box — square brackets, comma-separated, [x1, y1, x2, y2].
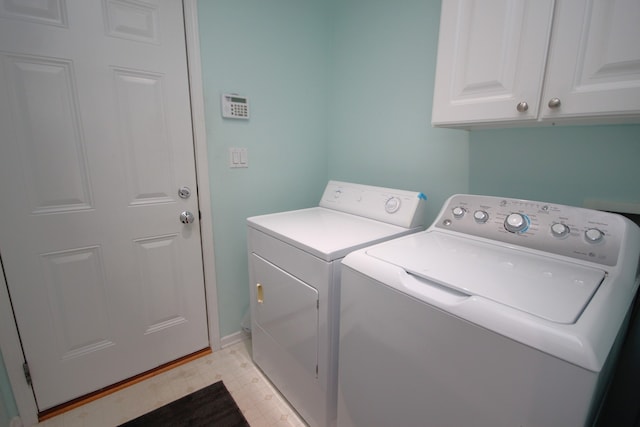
[432, 0, 640, 128]
[431, 0, 554, 126]
[541, 0, 640, 122]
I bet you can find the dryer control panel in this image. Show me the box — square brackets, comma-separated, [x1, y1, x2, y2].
[434, 194, 630, 266]
[319, 181, 427, 229]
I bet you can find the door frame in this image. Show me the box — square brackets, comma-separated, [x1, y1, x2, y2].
[0, 1, 219, 425]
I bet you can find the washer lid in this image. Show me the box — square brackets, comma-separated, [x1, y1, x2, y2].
[366, 231, 606, 324]
[248, 207, 415, 261]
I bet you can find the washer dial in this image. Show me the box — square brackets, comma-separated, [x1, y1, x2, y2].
[473, 210, 489, 223]
[551, 223, 570, 238]
[504, 213, 530, 233]
[585, 228, 604, 243]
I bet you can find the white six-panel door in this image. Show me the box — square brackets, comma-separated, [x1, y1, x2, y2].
[0, 0, 208, 410]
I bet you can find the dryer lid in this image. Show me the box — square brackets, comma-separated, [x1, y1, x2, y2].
[248, 207, 416, 261]
[366, 231, 606, 324]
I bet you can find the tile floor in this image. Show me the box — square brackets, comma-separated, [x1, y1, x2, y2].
[35, 340, 307, 427]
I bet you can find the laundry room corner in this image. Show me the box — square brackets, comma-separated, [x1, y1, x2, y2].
[197, 0, 331, 341]
[197, 0, 473, 342]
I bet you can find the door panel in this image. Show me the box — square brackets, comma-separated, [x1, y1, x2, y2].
[3, 53, 93, 214]
[114, 68, 175, 205]
[134, 234, 189, 333]
[0, 0, 67, 28]
[103, 0, 159, 44]
[0, 0, 208, 410]
[42, 246, 114, 360]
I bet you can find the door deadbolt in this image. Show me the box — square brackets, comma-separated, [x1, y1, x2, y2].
[178, 186, 191, 199]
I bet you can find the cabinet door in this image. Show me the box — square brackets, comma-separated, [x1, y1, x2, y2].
[541, 0, 640, 121]
[432, 0, 554, 127]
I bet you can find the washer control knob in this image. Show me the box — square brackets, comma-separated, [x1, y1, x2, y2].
[504, 213, 529, 233]
[452, 207, 466, 219]
[473, 210, 489, 223]
[585, 228, 604, 243]
[551, 222, 570, 238]
[385, 197, 401, 213]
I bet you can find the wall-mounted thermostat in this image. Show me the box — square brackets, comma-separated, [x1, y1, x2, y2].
[221, 93, 250, 119]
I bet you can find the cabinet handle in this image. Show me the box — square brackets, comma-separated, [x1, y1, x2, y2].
[548, 98, 561, 109]
[516, 101, 529, 112]
[256, 283, 263, 304]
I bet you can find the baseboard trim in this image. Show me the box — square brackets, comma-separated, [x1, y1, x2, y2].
[220, 330, 250, 348]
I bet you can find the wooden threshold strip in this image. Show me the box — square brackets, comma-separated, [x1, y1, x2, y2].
[38, 347, 212, 422]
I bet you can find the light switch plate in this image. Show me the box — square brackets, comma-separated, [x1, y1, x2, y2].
[229, 147, 248, 168]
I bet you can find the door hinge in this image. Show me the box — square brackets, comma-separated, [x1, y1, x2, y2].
[316, 365, 318, 376]
[23, 362, 32, 386]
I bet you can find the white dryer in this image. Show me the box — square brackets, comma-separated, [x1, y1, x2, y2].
[247, 181, 427, 427]
[337, 194, 640, 427]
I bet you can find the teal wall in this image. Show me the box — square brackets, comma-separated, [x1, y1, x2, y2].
[469, 125, 640, 207]
[327, 0, 469, 222]
[197, 0, 330, 337]
[0, 351, 18, 426]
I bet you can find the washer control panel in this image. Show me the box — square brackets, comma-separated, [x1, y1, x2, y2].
[435, 194, 626, 266]
[319, 181, 427, 229]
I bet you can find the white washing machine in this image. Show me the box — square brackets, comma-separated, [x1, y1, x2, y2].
[247, 181, 427, 427]
[337, 194, 640, 427]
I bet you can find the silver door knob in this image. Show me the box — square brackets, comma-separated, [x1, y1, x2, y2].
[180, 211, 195, 224]
[548, 97, 561, 109]
[516, 101, 529, 112]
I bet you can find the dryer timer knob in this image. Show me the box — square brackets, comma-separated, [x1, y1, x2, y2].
[385, 197, 401, 213]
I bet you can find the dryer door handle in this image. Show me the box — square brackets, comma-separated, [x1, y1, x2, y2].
[256, 283, 264, 303]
